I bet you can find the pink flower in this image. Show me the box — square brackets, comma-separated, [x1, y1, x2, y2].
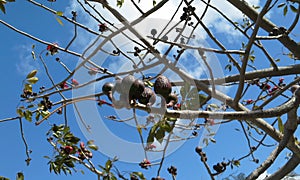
[59, 81, 69, 89]
[71, 79, 79, 86]
[246, 99, 254, 105]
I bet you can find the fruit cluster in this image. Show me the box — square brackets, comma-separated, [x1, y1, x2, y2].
[101, 75, 178, 109]
[40, 96, 53, 111]
[20, 89, 37, 99]
[139, 159, 151, 169]
[167, 165, 177, 176]
[77, 142, 93, 160]
[212, 161, 228, 174]
[180, 5, 195, 21]
[195, 146, 207, 162]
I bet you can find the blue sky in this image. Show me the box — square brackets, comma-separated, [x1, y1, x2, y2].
[1, 0, 300, 180]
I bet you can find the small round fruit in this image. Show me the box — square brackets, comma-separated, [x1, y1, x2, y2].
[102, 82, 114, 94]
[122, 75, 136, 93]
[129, 79, 145, 100]
[138, 87, 156, 106]
[154, 75, 172, 98]
[195, 146, 202, 154]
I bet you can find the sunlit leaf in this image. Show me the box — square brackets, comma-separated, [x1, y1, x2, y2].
[233, 160, 240, 167]
[87, 140, 94, 145]
[132, 172, 146, 180]
[105, 159, 112, 172]
[277, 116, 284, 134]
[24, 83, 32, 93]
[24, 110, 32, 122]
[31, 51, 36, 60]
[88, 144, 98, 151]
[0, 176, 9, 180]
[55, 17, 63, 26]
[26, 70, 37, 79]
[27, 77, 38, 84]
[16, 172, 24, 180]
[17, 108, 24, 117]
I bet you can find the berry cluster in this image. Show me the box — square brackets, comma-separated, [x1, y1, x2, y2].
[195, 146, 207, 162]
[40, 96, 53, 111]
[133, 46, 142, 57]
[101, 75, 179, 110]
[46, 43, 58, 55]
[180, 6, 195, 21]
[167, 165, 177, 176]
[139, 159, 151, 169]
[98, 23, 108, 32]
[212, 162, 228, 174]
[62, 145, 74, 154]
[78, 142, 93, 160]
[20, 89, 37, 99]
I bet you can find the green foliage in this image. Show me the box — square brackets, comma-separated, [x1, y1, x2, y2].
[147, 117, 175, 144]
[277, 2, 298, 16]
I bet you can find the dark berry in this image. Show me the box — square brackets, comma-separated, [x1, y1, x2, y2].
[195, 146, 202, 154]
[138, 87, 156, 107]
[151, 29, 157, 36]
[154, 75, 172, 98]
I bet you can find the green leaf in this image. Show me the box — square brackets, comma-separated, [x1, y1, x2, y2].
[132, 172, 146, 180]
[290, 5, 298, 13]
[277, 3, 286, 8]
[26, 70, 37, 79]
[0, 176, 9, 180]
[283, 5, 288, 16]
[17, 108, 24, 117]
[55, 17, 63, 26]
[24, 84, 32, 93]
[88, 144, 98, 151]
[27, 77, 38, 84]
[43, 156, 50, 159]
[31, 51, 36, 60]
[116, 0, 124, 7]
[24, 110, 32, 122]
[41, 110, 50, 118]
[147, 131, 155, 144]
[208, 104, 219, 109]
[249, 55, 255, 63]
[56, 11, 63, 16]
[277, 116, 284, 133]
[64, 160, 75, 168]
[209, 138, 216, 143]
[35, 111, 41, 121]
[105, 159, 112, 172]
[199, 94, 207, 104]
[16, 172, 24, 180]
[87, 140, 94, 145]
[155, 128, 165, 144]
[0, 3, 6, 14]
[161, 121, 172, 133]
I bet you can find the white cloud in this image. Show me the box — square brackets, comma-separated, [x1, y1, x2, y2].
[15, 44, 40, 76]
